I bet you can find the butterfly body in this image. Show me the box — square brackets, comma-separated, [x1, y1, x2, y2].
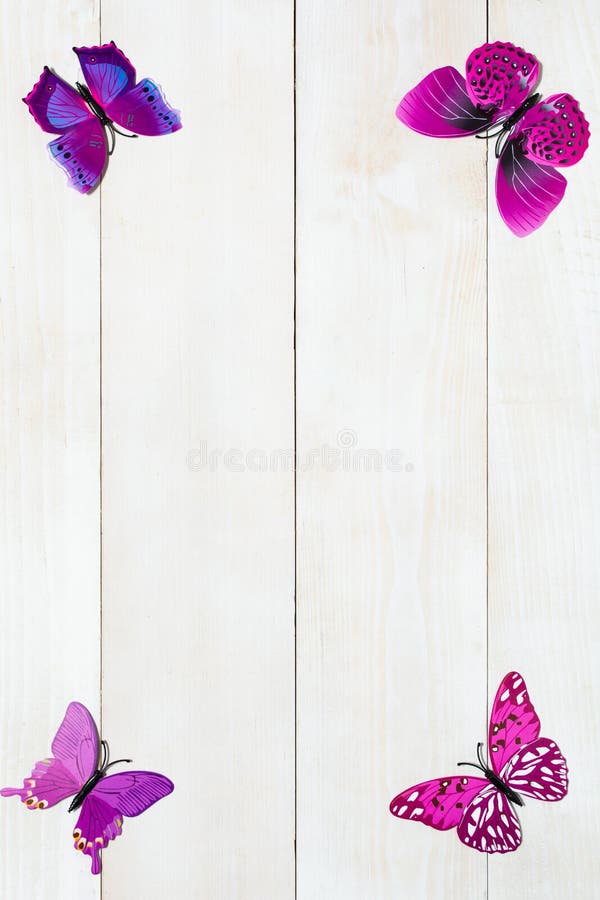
[390, 672, 568, 853]
[1, 702, 174, 874]
[457, 741, 524, 807]
[396, 41, 589, 235]
[24, 42, 181, 193]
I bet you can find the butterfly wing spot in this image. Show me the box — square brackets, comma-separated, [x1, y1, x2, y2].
[516, 94, 589, 167]
[48, 121, 107, 193]
[488, 672, 545, 772]
[73, 796, 124, 874]
[390, 776, 489, 833]
[1, 756, 81, 809]
[458, 785, 522, 853]
[502, 736, 568, 801]
[105, 77, 181, 136]
[464, 42, 540, 116]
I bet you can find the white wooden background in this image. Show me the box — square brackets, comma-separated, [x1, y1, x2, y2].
[1, 1, 599, 897]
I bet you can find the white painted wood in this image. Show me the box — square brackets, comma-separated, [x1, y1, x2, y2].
[0, 7, 101, 898]
[487, 4, 600, 897]
[98, 3, 295, 898]
[2, 2, 600, 898]
[296, 3, 488, 897]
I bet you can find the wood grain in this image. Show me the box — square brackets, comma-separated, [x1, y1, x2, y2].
[0, 6, 101, 897]
[296, 3, 487, 897]
[98, 3, 295, 898]
[2, 2, 599, 897]
[487, 3, 600, 896]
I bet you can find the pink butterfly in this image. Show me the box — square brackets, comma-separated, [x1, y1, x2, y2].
[24, 41, 181, 194]
[1, 701, 174, 874]
[396, 41, 590, 236]
[389, 672, 568, 853]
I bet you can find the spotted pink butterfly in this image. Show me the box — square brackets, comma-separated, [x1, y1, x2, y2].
[1, 702, 174, 874]
[396, 41, 590, 236]
[389, 672, 568, 853]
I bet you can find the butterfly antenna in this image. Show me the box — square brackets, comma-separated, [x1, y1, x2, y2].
[475, 122, 507, 141]
[494, 130, 510, 159]
[111, 124, 138, 140]
[104, 758, 133, 772]
[457, 742, 488, 772]
[477, 742, 488, 769]
[105, 123, 138, 157]
[106, 124, 116, 156]
[99, 739, 109, 770]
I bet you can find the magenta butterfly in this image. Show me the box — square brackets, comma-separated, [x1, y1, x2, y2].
[396, 41, 590, 236]
[389, 672, 568, 853]
[24, 42, 182, 194]
[1, 701, 174, 874]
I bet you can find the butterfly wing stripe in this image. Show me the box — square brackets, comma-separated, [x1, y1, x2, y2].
[1, 758, 80, 809]
[457, 784, 522, 853]
[495, 142, 567, 236]
[74, 42, 136, 108]
[93, 771, 174, 816]
[502, 737, 568, 801]
[390, 775, 488, 830]
[73, 795, 123, 875]
[397, 66, 493, 138]
[51, 702, 100, 782]
[24, 68, 92, 133]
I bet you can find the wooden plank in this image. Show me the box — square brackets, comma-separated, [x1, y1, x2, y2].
[98, 3, 295, 897]
[295, 3, 488, 897]
[487, 6, 600, 897]
[0, 7, 101, 898]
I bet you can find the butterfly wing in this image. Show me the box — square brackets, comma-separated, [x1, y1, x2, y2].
[488, 672, 543, 774]
[495, 94, 589, 236]
[502, 737, 568, 802]
[73, 771, 174, 874]
[464, 41, 540, 117]
[23, 67, 107, 193]
[47, 120, 108, 194]
[23, 67, 91, 133]
[457, 783, 522, 853]
[396, 66, 494, 137]
[516, 93, 590, 168]
[495, 139, 567, 236]
[74, 42, 182, 136]
[73, 42, 136, 108]
[390, 775, 489, 830]
[1, 702, 99, 809]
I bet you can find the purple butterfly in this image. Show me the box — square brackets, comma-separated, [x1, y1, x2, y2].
[390, 671, 568, 853]
[24, 42, 182, 194]
[396, 41, 590, 236]
[1, 701, 174, 874]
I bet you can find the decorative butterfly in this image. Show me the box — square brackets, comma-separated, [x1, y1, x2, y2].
[23, 42, 182, 194]
[389, 671, 568, 853]
[1, 701, 174, 874]
[396, 41, 590, 236]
